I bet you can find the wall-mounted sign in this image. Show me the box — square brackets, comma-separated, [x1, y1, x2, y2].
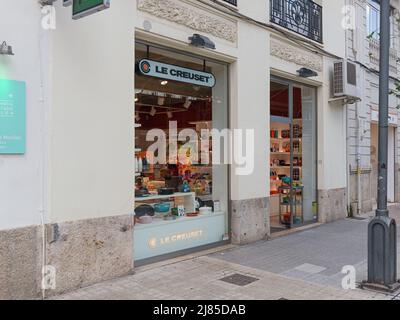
[0, 80, 26, 154]
[136, 59, 216, 88]
[371, 110, 398, 126]
[72, 0, 110, 20]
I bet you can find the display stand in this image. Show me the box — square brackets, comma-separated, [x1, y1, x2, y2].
[278, 185, 304, 227]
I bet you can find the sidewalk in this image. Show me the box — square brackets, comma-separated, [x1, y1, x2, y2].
[53, 207, 400, 300]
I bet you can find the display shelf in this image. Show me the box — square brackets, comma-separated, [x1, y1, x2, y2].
[135, 192, 195, 202]
[135, 192, 196, 217]
[270, 166, 302, 169]
[271, 138, 302, 141]
[271, 152, 302, 155]
[134, 211, 225, 230]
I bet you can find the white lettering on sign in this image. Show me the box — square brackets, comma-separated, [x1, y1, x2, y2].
[137, 59, 216, 88]
[371, 110, 398, 126]
[148, 229, 204, 249]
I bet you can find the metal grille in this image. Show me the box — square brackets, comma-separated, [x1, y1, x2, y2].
[221, 0, 237, 6]
[333, 61, 344, 95]
[270, 0, 323, 43]
[219, 274, 259, 286]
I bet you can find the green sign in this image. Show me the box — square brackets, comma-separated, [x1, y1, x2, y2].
[0, 80, 26, 154]
[72, 0, 110, 20]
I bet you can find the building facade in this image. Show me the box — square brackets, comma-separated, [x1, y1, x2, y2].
[345, 0, 400, 214]
[0, 0, 349, 299]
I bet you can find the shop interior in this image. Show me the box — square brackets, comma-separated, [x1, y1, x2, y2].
[134, 43, 229, 261]
[270, 81, 317, 232]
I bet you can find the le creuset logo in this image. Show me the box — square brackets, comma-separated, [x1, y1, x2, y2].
[140, 60, 151, 74]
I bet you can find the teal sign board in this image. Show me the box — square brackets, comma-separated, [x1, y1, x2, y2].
[0, 80, 26, 154]
[73, 0, 111, 20]
[137, 59, 216, 88]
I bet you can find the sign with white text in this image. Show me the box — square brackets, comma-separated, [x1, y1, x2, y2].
[371, 110, 398, 126]
[136, 59, 216, 88]
[0, 80, 26, 154]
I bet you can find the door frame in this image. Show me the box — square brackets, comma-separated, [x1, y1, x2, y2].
[270, 76, 319, 228]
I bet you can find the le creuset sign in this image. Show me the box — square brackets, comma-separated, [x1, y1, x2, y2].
[137, 59, 216, 88]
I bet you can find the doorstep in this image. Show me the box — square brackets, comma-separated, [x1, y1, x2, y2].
[269, 222, 323, 239]
[134, 244, 236, 274]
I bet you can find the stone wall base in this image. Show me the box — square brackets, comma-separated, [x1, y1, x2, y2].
[45, 215, 134, 297]
[0, 214, 134, 300]
[318, 188, 347, 223]
[231, 197, 270, 245]
[349, 171, 374, 214]
[0, 225, 42, 300]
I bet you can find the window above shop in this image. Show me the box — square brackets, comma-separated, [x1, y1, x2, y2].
[221, 0, 237, 6]
[366, 0, 396, 48]
[270, 0, 323, 44]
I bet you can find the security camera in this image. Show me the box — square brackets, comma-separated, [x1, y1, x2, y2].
[189, 34, 216, 50]
[38, 0, 57, 5]
[297, 68, 318, 78]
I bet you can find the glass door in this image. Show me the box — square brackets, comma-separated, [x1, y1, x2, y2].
[270, 80, 292, 231]
[270, 79, 317, 232]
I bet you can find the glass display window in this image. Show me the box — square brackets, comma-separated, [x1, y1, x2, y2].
[134, 42, 229, 262]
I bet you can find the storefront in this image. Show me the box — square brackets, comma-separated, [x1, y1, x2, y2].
[269, 78, 318, 232]
[134, 42, 230, 263]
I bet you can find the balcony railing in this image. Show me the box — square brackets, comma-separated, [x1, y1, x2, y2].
[270, 0, 323, 43]
[221, 0, 237, 6]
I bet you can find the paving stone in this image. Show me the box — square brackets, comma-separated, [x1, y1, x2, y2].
[211, 216, 400, 289]
[51, 207, 400, 300]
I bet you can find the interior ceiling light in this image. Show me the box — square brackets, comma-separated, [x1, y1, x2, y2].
[158, 96, 165, 106]
[161, 80, 168, 86]
[183, 99, 192, 109]
[150, 107, 157, 116]
[0, 41, 14, 55]
[135, 97, 139, 102]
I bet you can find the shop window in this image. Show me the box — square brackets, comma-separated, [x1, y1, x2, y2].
[134, 43, 229, 261]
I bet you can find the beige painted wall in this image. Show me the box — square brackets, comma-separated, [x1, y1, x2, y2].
[48, 1, 135, 223]
[48, 0, 347, 223]
[0, 0, 49, 230]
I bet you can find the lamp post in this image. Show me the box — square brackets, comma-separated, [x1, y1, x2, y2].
[362, 0, 399, 292]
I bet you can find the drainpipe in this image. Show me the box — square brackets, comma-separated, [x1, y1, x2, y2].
[346, 104, 351, 215]
[356, 107, 362, 216]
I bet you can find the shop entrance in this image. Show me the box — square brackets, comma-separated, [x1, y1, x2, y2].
[269, 79, 318, 232]
[133, 42, 230, 263]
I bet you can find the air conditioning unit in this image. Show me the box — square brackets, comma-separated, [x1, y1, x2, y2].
[332, 60, 361, 102]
